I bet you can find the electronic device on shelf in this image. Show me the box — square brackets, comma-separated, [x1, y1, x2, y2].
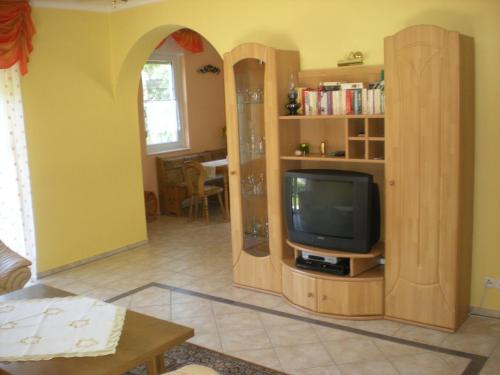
[326, 150, 346, 157]
[295, 254, 350, 276]
[284, 169, 380, 253]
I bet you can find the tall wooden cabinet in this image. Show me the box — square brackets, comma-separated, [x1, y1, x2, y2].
[384, 25, 475, 330]
[224, 43, 299, 293]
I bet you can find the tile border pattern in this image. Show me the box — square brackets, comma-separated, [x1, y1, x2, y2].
[106, 282, 488, 375]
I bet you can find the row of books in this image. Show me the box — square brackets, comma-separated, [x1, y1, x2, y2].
[296, 81, 384, 116]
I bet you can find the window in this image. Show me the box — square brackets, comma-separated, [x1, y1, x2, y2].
[141, 56, 187, 154]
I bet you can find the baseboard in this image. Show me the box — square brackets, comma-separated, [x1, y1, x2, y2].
[470, 306, 500, 319]
[37, 240, 148, 279]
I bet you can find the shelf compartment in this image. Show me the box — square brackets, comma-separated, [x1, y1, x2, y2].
[288, 240, 383, 277]
[347, 139, 366, 160]
[347, 118, 366, 138]
[367, 140, 385, 161]
[367, 118, 385, 137]
[282, 258, 384, 281]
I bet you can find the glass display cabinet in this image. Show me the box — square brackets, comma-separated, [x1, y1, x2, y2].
[224, 43, 299, 293]
[235, 58, 269, 256]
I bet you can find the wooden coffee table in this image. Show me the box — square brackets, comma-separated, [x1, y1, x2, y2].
[0, 284, 194, 375]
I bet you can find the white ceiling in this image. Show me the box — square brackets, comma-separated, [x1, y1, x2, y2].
[31, 0, 163, 13]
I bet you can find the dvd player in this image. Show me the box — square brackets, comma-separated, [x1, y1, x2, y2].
[295, 256, 350, 276]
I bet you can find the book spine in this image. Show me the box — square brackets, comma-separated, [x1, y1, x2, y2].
[327, 91, 333, 115]
[317, 90, 321, 115]
[361, 88, 368, 115]
[367, 89, 374, 115]
[305, 89, 319, 115]
[353, 89, 362, 115]
[304, 90, 311, 115]
[340, 82, 364, 90]
[320, 90, 329, 115]
[340, 90, 346, 115]
[296, 87, 305, 115]
[380, 90, 385, 114]
[374, 88, 381, 114]
[335, 91, 341, 115]
[345, 89, 353, 115]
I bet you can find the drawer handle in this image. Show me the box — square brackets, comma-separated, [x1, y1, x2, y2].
[322, 295, 327, 301]
[388, 180, 395, 186]
[230, 171, 237, 175]
[307, 292, 314, 298]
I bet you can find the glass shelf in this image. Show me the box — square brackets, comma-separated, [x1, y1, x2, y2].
[234, 58, 270, 257]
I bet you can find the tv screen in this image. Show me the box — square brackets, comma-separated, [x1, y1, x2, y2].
[284, 169, 380, 253]
[291, 178, 354, 239]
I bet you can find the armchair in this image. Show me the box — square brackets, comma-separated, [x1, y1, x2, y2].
[0, 240, 32, 295]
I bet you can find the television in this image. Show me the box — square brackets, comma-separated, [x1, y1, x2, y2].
[284, 169, 380, 253]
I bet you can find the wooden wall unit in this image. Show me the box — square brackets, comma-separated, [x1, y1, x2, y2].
[278, 65, 387, 319]
[384, 25, 474, 331]
[225, 25, 474, 330]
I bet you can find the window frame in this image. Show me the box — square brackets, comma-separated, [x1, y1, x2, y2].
[142, 54, 189, 155]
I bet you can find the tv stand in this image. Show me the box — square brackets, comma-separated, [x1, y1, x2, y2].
[283, 240, 384, 318]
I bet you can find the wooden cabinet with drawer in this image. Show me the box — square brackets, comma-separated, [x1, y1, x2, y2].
[282, 263, 317, 311]
[317, 277, 383, 316]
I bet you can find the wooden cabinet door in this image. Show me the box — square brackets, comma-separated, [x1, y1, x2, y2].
[384, 25, 461, 329]
[317, 279, 383, 316]
[282, 265, 317, 311]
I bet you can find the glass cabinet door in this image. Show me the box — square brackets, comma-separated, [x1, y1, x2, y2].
[234, 59, 269, 257]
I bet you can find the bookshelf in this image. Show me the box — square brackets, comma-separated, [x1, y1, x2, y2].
[279, 66, 385, 167]
[224, 43, 300, 294]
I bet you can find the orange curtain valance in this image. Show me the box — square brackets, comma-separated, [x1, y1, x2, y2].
[0, 0, 36, 75]
[170, 28, 204, 53]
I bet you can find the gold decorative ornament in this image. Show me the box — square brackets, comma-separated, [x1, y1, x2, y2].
[337, 51, 364, 67]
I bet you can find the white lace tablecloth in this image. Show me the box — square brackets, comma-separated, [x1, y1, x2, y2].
[201, 158, 228, 178]
[0, 296, 126, 361]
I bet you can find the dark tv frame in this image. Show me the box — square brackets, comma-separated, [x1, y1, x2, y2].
[283, 169, 380, 253]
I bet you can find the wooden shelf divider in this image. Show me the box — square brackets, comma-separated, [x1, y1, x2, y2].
[287, 240, 384, 259]
[279, 114, 384, 120]
[280, 154, 385, 164]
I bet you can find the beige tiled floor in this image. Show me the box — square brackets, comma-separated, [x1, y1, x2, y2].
[39, 214, 500, 374]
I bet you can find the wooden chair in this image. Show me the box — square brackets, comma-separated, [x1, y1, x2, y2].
[182, 161, 226, 223]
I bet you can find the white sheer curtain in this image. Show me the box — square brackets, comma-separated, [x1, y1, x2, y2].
[0, 63, 36, 273]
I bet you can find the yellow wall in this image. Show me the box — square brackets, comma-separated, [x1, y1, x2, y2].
[24, 0, 499, 311]
[22, 9, 147, 272]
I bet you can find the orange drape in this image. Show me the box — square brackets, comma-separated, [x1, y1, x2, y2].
[170, 28, 204, 53]
[0, 0, 36, 75]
